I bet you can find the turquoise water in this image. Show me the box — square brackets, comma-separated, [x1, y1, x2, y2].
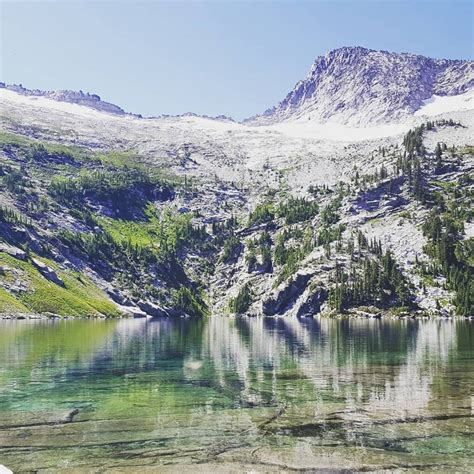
[0, 317, 473, 472]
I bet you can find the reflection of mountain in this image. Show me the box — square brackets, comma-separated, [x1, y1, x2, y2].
[1, 318, 473, 472]
[198, 317, 464, 415]
[366, 320, 458, 415]
[66, 319, 473, 412]
[0, 319, 117, 368]
[1, 318, 470, 417]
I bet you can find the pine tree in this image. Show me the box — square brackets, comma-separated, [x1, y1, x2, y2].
[274, 233, 286, 266]
[435, 142, 443, 174]
[229, 283, 253, 314]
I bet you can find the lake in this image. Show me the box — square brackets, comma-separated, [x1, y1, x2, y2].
[0, 317, 473, 472]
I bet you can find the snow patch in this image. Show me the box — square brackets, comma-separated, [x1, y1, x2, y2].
[415, 90, 474, 117]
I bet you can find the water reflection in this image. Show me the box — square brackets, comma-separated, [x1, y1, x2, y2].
[0, 317, 472, 471]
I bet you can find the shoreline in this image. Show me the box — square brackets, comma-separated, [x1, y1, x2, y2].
[1, 311, 472, 321]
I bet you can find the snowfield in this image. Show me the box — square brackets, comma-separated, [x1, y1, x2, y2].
[415, 89, 474, 117]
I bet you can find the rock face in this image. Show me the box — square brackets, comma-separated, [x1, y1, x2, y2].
[297, 287, 328, 318]
[137, 300, 167, 318]
[246, 46, 474, 126]
[0, 46, 472, 319]
[3, 47, 472, 128]
[0, 83, 233, 121]
[263, 271, 314, 316]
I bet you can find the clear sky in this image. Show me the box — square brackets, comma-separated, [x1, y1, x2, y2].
[1, 1, 473, 120]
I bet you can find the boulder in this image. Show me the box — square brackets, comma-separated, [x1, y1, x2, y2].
[107, 288, 129, 305]
[31, 258, 65, 287]
[44, 312, 62, 319]
[137, 300, 167, 318]
[116, 304, 147, 318]
[0, 242, 27, 260]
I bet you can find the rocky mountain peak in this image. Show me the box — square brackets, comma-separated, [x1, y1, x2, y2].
[246, 46, 474, 126]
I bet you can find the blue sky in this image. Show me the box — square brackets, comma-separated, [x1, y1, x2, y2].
[1, 1, 473, 120]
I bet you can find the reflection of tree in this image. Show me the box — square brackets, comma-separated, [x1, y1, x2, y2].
[1, 317, 470, 421]
[199, 317, 465, 419]
[2, 316, 472, 474]
[363, 320, 462, 417]
[0, 319, 116, 369]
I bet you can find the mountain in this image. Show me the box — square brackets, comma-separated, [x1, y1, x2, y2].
[0, 83, 131, 116]
[0, 47, 473, 320]
[3, 47, 473, 127]
[0, 83, 238, 122]
[246, 46, 474, 126]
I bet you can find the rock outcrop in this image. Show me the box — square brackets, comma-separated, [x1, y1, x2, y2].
[263, 271, 314, 316]
[31, 258, 65, 287]
[296, 287, 328, 317]
[0, 83, 127, 116]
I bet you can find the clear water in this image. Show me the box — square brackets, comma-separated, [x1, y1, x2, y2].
[0, 317, 473, 472]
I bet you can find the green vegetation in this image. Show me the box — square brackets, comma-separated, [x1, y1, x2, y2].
[50, 168, 174, 217]
[422, 212, 473, 315]
[0, 123, 471, 319]
[0, 287, 29, 313]
[330, 248, 412, 312]
[403, 124, 425, 156]
[317, 224, 345, 246]
[274, 226, 313, 285]
[0, 252, 122, 317]
[99, 206, 207, 258]
[398, 122, 473, 315]
[0, 132, 215, 318]
[58, 210, 207, 269]
[229, 282, 253, 314]
[308, 184, 332, 197]
[172, 286, 208, 317]
[245, 231, 273, 272]
[0, 130, 156, 171]
[0, 205, 30, 225]
[220, 235, 241, 263]
[320, 195, 343, 226]
[2, 166, 30, 194]
[276, 196, 318, 225]
[248, 202, 275, 226]
[245, 246, 257, 272]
